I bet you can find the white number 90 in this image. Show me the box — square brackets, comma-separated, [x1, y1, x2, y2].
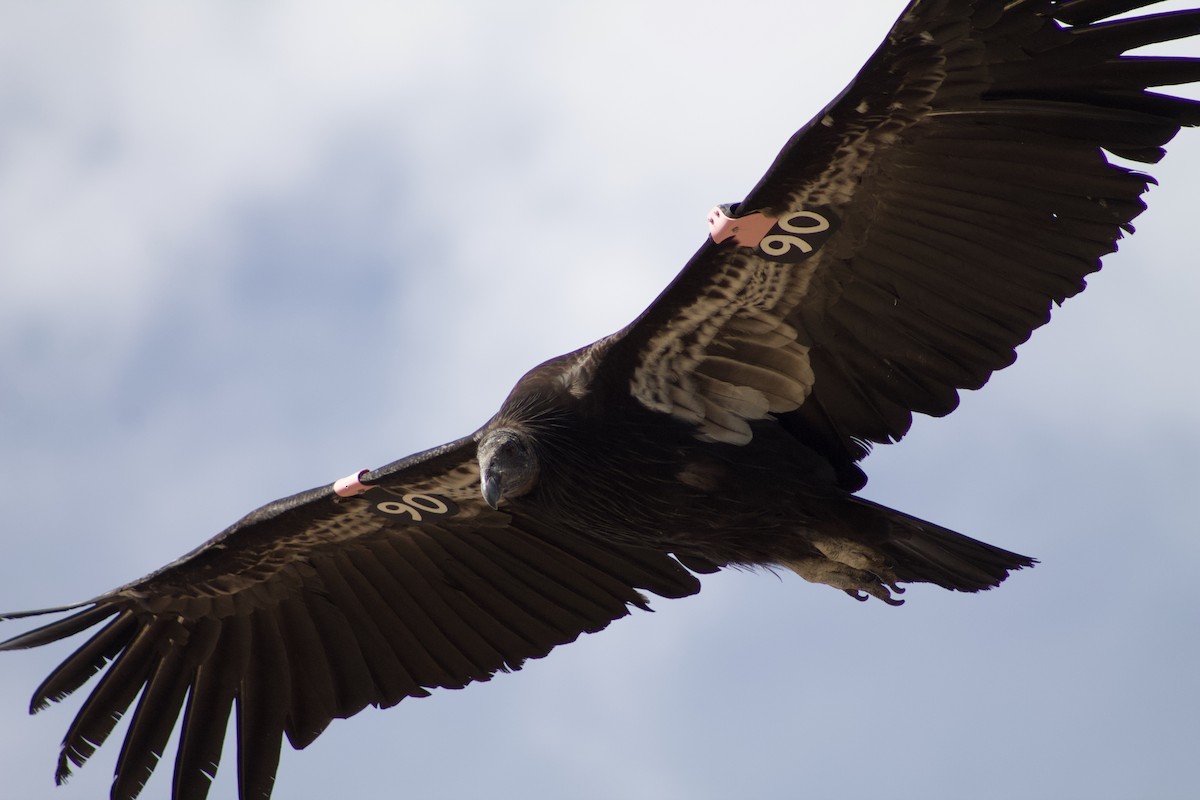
[376, 493, 451, 522]
[759, 210, 831, 258]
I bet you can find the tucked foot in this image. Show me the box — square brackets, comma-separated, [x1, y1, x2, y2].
[783, 556, 905, 606]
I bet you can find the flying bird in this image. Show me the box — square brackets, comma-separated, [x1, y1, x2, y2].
[4, 1, 1200, 799]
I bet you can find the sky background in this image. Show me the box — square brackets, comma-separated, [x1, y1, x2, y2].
[1, 1, 1198, 798]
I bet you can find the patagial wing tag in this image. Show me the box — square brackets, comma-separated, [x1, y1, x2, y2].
[708, 204, 839, 264]
[364, 486, 460, 523]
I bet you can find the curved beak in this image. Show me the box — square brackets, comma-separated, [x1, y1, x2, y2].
[481, 467, 502, 509]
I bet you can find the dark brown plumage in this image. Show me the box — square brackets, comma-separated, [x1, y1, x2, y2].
[4, 2, 1200, 798]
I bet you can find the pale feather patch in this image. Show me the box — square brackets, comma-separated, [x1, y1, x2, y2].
[696, 355, 809, 410]
[692, 373, 771, 420]
[723, 338, 813, 387]
[724, 311, 798, 344]
[668, 385, 707, 423]
[630, 253, 821, 445]
[695, 400, 754, 445]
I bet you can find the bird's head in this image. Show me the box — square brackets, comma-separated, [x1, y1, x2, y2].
[477, 427, 540, 509]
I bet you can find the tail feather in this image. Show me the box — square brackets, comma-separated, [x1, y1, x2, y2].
[850, 496, 1036, 592]
[882, 530, 1035, 592]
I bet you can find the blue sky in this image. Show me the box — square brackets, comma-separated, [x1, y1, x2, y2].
[2, 2, 1199, 798]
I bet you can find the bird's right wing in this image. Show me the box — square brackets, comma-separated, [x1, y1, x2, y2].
[0, 434, 701, 800]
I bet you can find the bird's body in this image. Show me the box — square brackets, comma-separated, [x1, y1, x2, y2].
[487, 348, 1028, 602]
[3, 1, 1200, 799]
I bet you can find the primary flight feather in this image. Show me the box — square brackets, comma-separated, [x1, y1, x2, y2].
[4, 1, 1200, 798]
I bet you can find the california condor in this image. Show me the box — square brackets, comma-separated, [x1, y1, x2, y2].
[3, 1, 1200, 798]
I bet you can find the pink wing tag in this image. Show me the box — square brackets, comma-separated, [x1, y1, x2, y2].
[707, 205, 778, 247]
[333, 469, 372, 497]
[708, 203, 839, 264]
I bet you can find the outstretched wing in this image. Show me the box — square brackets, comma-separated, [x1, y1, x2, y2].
[0, 435, 700, 800]
[597, 0, 1200, 487]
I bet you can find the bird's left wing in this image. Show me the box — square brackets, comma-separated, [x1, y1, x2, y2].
[591, 0, 1200, 488]
[0, 434, 700, 800]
